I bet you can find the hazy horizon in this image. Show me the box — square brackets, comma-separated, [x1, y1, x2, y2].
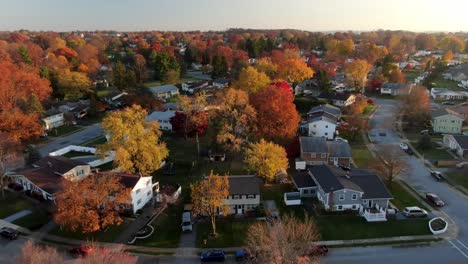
[1, 0, 468, 32]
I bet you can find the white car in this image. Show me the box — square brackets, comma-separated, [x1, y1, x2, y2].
[335, 137, 349, 143]
[399, 143, 409, 150]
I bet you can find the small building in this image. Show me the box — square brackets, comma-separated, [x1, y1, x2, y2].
[317, 92, 356, 107]
[431, 108, 464, 134]
[291, 170, 317, 198]
[380, 83, 408, 96]
[42, 109, 65, 130]
[181, 81, 209, 94]
[431, 88, 466, 101]
[213, 78, 230, 89]
[307, 104, 341, 119]
[8, 156, 91, 200]
[146, 110, 177, 131]
[223, 175, 260, 215]
[443, 135, 468, 158]
[149, 85, 179, 99]
[298, 137, 352, 167]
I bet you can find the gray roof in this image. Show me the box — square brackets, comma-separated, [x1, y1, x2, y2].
[432, 108, 463, 119]
[44, 109, 62, 117]
[300, 137, 328, 153]
[227, 175, 260, 195]
[327, 141, 351, 157]
[309, 165, 345, 193]
[452, 135, 468, 149]
[306, 112, 338, 124]
[149, 84, 179, 94]
[213, 78, 230, 85]
[291, 171, 316, 189]
[146, 110, 177, 122]
[381, 83, 407, 90]
[346, 169, 393, 199]
[308, 104, 341, 117]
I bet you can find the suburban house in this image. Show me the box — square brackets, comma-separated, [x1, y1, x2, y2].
[97, 172, 159, 214]
[443, 135, 468, 158]
[146, 110, 177, 131]
[149, 85, 179, 99]
[431, 88, 467, 101]
[42, 109, 65, 130]
[291, 170, 317, 198]
[431, 108, 464, 134]
[213, 78, 230, 89]
[103, 92, 128, 109]
[446, 104, 468, 123]
[294, 80, 320, 96]
[300, 104, 341, 140]
[223, 175, 260, 215]
[309, 165, 392, 222]
[296, 137, 352, 168]
[181, 81, 209, 94]
[380, 83, 408, 96]
[443, 63, 468, 83]
[8, 156, 92, 201]
[317, 92, 356, 107]
[57, 100, 91, 119]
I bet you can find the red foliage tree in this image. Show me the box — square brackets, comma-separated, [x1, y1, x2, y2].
[251, 85, 300, 144]
[54, 47, 78, 60]
[170, 110, 208, 137]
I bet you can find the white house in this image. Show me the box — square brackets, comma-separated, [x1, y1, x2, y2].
[8, 156, 91, 200]
[301, 116, 337, 140]
[431, 88, 466, 101]
[149, 85, 179, 99]
[112, 173, 158, 214]
[443, 135, 468, 158]
[380, 83, 408, 96]
[222, 176, 260, 215]
[42, 109, 65, 130]
[181, 81, 209, 94]
[146, 110, 177, 131]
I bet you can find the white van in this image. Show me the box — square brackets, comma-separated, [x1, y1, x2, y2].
[181, 212, 192, 232]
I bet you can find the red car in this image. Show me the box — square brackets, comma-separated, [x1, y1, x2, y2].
[426, 193, 445, 207]
[68, 244, 94, 257]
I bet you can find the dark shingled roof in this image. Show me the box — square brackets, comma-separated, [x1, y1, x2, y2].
[306, 112, 338, 124]
[452, 135, 468, 149]
[381, 83, 407, 90]
[227, 176, 260, 195]
[317, 92, 353, 101]
[95, 172, 143, 189]
[300, 137, 328, 153]
[309, 165, 344, 193]
[346, 169, 392, 199]
[34, 156, 87, 175]
[327, 141, 352, 157]
[291, 171, 316, 189]
[307, 104, 341, 117]
[432, 108, 463, 119]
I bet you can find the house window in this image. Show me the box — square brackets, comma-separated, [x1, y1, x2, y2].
[321, 153, 327, 158]
[352, 194, 357, 200]
[339, 194, 345, 201]
[137, 199, 142, 205]
[337, 205, 343, 210]
[352, 205, 356, 209]
[325, 125, 328, 128]
[303, 189, 309, 194]
[325, 132, 328, 136]
[247, 194, 255, 199]
[232, 195, 240, 199]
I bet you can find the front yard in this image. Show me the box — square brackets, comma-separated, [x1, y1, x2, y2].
[12, 209, 51, 230]
[387, 181, 429, 211]
[196, 219, 253, 248]
[260, 184, 306, 218]
[446, 170, 468, 189]
[50, 219, 132, 243]
[352, 147, 377, 168]
[0, 191, 34, 219]
[47, 125, 82, 137]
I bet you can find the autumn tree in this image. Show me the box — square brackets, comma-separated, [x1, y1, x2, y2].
[415, 33, 437, 50]
[211, 55, 228, 79]
[244, 139, 288, 182]
[176, 93, 208, 140]
[245, 214, 320, 264]
[16, 240, 64, 264]
[98, 105, 169, 175]
[250, 85, 300, 143]
[233, 66, 271, 94]
[112, 61, 137, 91]
[371, 145, 408, 184]
[190, 172, 230, 236]
[442, 51, 454, 63]
[277, 58, 314, 84]
[75, 243, 137, 264]
[344, 59, 372, 92]
[341, 103, 369, 141]
[254, 57, 277, 79]
[171, 110, 208, 137]
[388, 69, 406, 83]
[438, 35, 465, 53]
[400, 85, 431, 127]
[154, 51, 180, 81]
[133, 54, 147, 83]
[57, 70, 92, 100]
[55, 174, 131, 233]
[215, 88, 257, 152]
[0, 133, 18, 199]
[164, 69, 180, 84]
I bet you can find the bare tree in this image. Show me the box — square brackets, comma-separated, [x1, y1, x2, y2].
[372, 145, 409, 184]
[245, 214, 321, 264]
[16, 240, 64, 264]
[76, 243, 137, 264]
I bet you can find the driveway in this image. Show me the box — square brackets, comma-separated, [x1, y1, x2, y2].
[38, 123, 103, 156]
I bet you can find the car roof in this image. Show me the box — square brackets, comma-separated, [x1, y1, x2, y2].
[404, 206, 423, 210]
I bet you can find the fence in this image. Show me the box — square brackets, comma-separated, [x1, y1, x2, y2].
[49, 145, 115, 168]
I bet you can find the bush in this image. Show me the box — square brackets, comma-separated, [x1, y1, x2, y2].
[417, 134, 432, 150]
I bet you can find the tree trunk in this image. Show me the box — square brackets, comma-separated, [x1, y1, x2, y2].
[210, 214, 217, 237]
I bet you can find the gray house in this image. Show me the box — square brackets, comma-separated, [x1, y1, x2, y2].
[300, 165, 392, 222]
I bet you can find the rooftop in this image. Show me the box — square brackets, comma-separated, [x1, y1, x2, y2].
[149, 84, 179, 94]
[227, 175, 260, 195]
[146, 110, 177, 122]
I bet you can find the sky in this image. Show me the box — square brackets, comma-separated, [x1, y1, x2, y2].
[1, 0, 467, 32]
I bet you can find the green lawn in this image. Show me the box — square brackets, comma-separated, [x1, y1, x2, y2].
[431, 76, 461, 90]
[12, 209, 51, 230]
[294, 97, 322, 115]
[81, 136, 107, 147]
[260, 184, 306, 218]
[446, 171, 468, 189]
[0, 192, 34, 219]
[50, 220, 131, 242]
[47, 125, 82, 137]
[315, 214, 430, 241]
[144, 81, 163, 87]
[96, 87, 119, 99]
[352, 147, 377, 168]
[416, 144, 453, 160]
[61, 151, 92, 158]
[134, 203, 183, 248]
[196, 219, 253, 248]
[387, 182, 429, 211]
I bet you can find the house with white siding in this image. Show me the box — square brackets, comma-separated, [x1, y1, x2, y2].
[222, 175, 261, 215]
[146, 110, 177, 131]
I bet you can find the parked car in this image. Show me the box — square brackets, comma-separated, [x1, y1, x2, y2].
[405, 148, 414, 155]
[334, 137, 349, 143]
[441, 101, 455, 105]
[200, 250, 226, 262]
[0, 227, 19, 240]
[403, 206, 428, 218]
[181, 211, 193, 232]
[430, 171, 444, 181]
[426, 193, 445, 207]
[68, 244, 94, 258]
[399, 143, 409, 150]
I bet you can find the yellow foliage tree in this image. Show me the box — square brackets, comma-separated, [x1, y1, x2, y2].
[98, 105, 169, 175]
[254, 57, 278, 79]
[244, 139, 288, 182]
[277, 58, 314, 84]
[190, 172, 230, 236]
[344, 59, 372, 92]
[233, 66, 271, 94]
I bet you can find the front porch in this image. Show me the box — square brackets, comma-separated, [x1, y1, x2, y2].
[360, 207, 387, 222]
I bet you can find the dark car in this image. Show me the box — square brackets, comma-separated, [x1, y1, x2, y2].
[405, 148, 414, 155]
[235, 249, 253, 262]
[68, 244, 94, 258]
[201, 250, 226, 262]
[0, 227, 19, 240]
[426, 193, 445, 207]
[430, 171, 444, 181]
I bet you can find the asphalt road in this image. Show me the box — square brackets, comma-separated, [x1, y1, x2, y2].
[38, 123, 104, 156]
